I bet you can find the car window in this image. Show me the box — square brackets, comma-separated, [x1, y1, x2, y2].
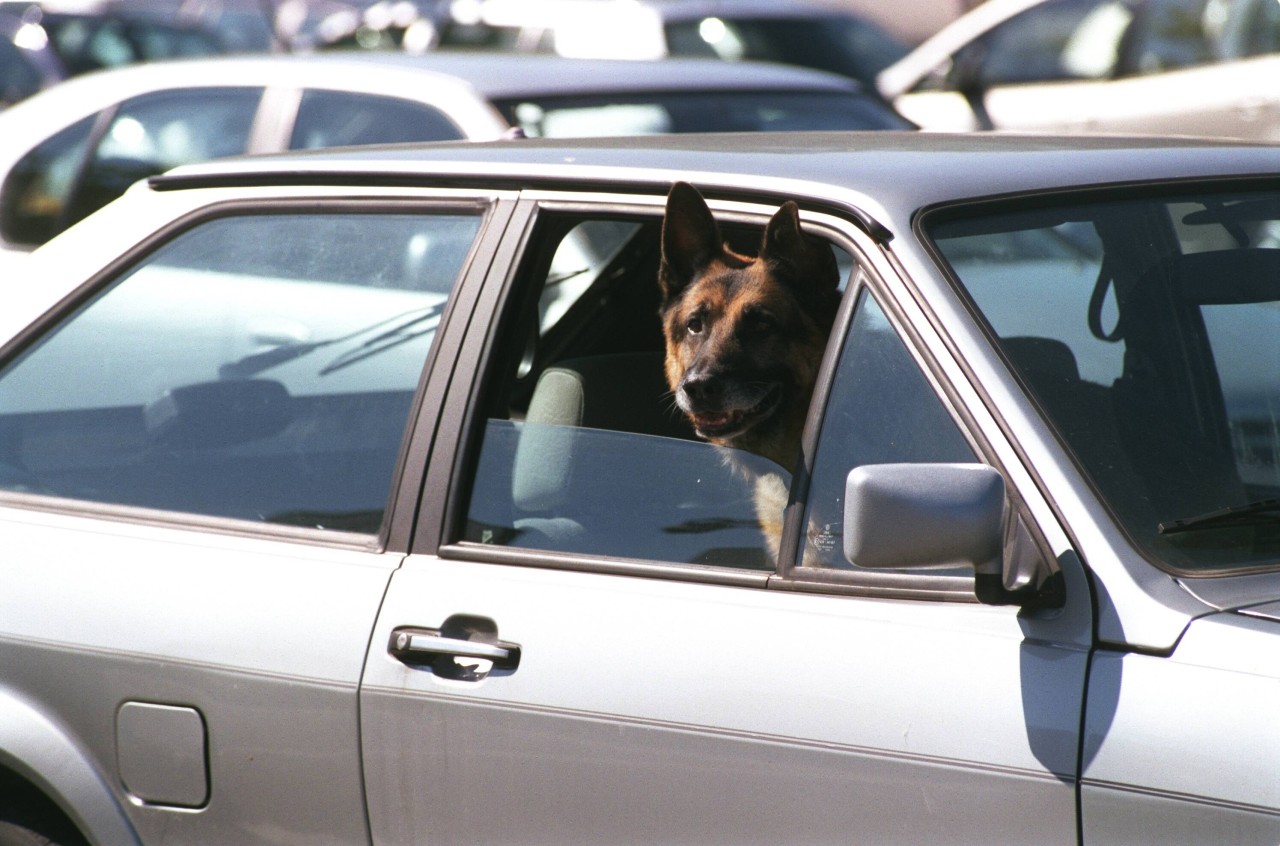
[1233, 0, 1280, 58]
[930, 0, 1130, 90]
[76, 88, 260, 221]
[664, 16, 909, 83]
[0, 210, 481, 533]
[928, 187, 1280, 574]
[1, 87, 261, 249]
[43, 15, 224, 74]
[460, 208, 852, 570]
[802, 289, 977, 567]
[0, 36, 44, 105]
[290, 89, 466, 148]
[495, 90, 914, 136]
[1120, 0, 1216, 74]
[0, 114, 94, 246]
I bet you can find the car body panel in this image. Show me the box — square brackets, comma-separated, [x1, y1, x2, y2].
[0, 501, 392, 843]
[362, 555, 1083, 845]
[1083, 612, 1280, 841]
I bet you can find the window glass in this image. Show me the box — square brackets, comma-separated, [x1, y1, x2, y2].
[1121, 0, 1216, 74]
[803, 291, 977, 567]
[65, 88, 262, 237]
[664, 16, 909, 83]
[0, 114, 94, 246]
[0, 211, 481, 532]
[461, 211, 851, 570]
[1234, 0, 1280, 58]
[290, 90, 465, 149]
[928, 188, 1280, 574]
[497, 91, 914, 136]
[934, 0, 1129, 90]
[0, 38, 43, 105]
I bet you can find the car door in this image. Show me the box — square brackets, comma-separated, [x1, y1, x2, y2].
[360, 189, 1093, 845]
[0, 191, 507, 843]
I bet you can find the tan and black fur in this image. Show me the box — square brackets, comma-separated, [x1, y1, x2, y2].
[658, 182, 840, 559]
[658, 181, 840, 471]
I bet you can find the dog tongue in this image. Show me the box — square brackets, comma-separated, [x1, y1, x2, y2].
[696, 411, 739, 430]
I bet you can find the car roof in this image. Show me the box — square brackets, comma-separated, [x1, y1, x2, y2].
[155, 131, 1280, 231]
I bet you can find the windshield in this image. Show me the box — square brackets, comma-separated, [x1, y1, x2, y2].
[927, 187, 1280, 574]
[493, 91, 914, 137]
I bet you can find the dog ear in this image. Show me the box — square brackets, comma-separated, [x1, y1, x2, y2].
[659, 182, 721, 302]
[760, 201, 840, 297]
[761, 201, 805, 262]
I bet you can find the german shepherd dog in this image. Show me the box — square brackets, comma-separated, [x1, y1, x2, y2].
[658, 182, 840, 557]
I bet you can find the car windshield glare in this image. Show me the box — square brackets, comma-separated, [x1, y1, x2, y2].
[927, 187, 1280, 574]
[496, 91, 914, 136]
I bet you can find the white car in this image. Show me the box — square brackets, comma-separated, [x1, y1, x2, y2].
[0, 50, 909, 275]
[878, 0, 1280, 139]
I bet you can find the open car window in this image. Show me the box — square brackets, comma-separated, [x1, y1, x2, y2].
[460, 206, 853, 571]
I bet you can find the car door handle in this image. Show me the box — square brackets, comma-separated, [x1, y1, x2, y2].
[388, 617, 521, 680]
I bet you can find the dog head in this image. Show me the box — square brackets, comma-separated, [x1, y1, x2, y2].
[658, 182, 840, 468]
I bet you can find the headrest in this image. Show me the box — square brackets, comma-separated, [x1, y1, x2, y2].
[513, 351, 693, 511]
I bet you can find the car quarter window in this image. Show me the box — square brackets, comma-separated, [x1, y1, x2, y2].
[460, 206, 854, 571]
[290, 90, 466, 149]
[0, 210, 481, 533]
[1, 87, 263, 249]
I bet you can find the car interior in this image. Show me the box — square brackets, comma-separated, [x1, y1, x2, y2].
[461, 210, 852, 569]
[931, 191, 1280, 571]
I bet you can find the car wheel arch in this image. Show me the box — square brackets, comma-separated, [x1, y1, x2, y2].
[0, 693, 139, 846]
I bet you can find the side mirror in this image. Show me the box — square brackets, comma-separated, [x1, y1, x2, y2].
[843, 463, 1051, 606]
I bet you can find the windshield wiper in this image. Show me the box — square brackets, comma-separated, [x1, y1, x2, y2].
[218, 304, 443, 380]
[1158, 498, 1280, 535]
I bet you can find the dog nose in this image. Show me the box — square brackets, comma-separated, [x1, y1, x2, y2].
[681, 373, 722, 406]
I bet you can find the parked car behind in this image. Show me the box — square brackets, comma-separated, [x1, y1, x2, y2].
[425, 0, 912, 86]
[0, 8, 63, 106]
[0, 2, 228, 77]
[0, 51, 909, 275]
[3, 130, 1280, 844]
[878, 0, 1280, 140]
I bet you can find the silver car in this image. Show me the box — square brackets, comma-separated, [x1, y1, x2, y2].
[3, 131, 1280, 844]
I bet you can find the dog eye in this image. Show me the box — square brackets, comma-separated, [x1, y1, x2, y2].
[747, 313, 777, 335]
[686, 316, 704, 334]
